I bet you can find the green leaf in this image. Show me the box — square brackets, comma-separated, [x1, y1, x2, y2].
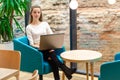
[13, 17, 24, 33]
[0, 0, 30, 41]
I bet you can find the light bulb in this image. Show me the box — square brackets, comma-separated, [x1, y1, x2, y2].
[69, 0, 78, 10]
[108, 0, 116, 4]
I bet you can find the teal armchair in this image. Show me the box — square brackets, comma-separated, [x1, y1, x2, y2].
[13, 36, 65, 80]
[99, 52, 120, 80]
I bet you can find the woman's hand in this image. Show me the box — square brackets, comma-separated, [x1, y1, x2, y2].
[32, 43, 39, 48]
[49, 49, 55, 53]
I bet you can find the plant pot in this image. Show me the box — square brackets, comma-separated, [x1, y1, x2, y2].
[0, 41, 13, 50]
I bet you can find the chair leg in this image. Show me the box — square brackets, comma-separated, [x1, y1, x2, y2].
[15, 73, 20, 80]
[39, 75, 43, 80]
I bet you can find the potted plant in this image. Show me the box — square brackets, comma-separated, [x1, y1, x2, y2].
[0, 0, 30, 42]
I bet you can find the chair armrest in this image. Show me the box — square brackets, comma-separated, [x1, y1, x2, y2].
[114, 52, 120, 60]
[55, 46, 66, 55]
[99, 60, 120, 80]
[13, 39, 44, 73]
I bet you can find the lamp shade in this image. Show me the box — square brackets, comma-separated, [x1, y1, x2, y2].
[108, 0, 116, 4]
[69, 0, 78, 10]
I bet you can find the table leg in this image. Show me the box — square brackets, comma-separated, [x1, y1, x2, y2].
[86, 62, 89, 80]
[62, 71, 65, 80]
[90, 62, 94, 80]
[62, 61, 66, 80]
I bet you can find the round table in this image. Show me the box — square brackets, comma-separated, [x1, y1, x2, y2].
[60, 50, 102, 80]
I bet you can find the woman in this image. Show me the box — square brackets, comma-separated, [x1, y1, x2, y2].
[26, 5, 76, 80]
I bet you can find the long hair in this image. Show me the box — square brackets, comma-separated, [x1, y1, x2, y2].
[30, 5, 43, 23]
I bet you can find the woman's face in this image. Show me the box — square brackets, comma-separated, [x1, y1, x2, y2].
[31, 8, 41, 21]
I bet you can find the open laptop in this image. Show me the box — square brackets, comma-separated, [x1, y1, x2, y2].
[39, 33, 65, 50]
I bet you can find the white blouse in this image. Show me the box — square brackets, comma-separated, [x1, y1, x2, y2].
[26, 22, 53, 46]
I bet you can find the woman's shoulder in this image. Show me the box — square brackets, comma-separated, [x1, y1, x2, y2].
[40, 21, 50, 28]
[26, 24, 33, 29]
[41, 21, 49, 25]
[26, 24, 31, 27]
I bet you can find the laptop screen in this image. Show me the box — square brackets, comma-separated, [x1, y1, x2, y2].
[39, 33, 65, 50]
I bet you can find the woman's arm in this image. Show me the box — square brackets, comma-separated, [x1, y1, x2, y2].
[26, 26, 38, 47]
[46, 22, 53, 34]
[32, 43, 39, 48]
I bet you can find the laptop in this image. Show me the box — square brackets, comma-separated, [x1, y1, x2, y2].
[39, 33, 65, 50]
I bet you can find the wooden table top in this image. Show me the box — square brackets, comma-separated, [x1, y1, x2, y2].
[60, 50, 102, 62]
[0, 68, 19, 80]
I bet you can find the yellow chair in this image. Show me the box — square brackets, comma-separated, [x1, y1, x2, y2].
[0, 50, 21, 80]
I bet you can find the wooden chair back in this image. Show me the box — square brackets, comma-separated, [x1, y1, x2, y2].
[0, 50, 21, 70]
[29, 70, 39, 80]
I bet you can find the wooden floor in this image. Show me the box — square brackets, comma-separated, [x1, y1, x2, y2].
[8, 71, 98, 80]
